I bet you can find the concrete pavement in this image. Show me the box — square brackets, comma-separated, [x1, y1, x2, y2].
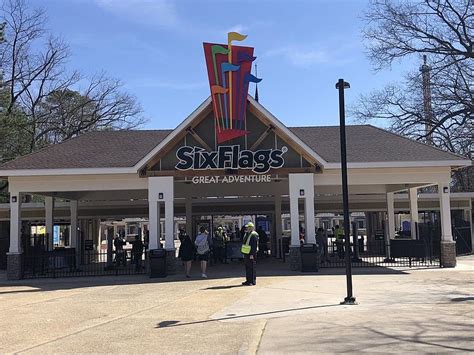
[0, 256, 472, 353]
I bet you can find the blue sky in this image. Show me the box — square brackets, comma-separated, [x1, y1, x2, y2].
[30, 0, 412, 129]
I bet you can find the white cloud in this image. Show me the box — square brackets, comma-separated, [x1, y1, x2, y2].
[265, 46, 330, 67]
[95, 0, 179, 28]
[226, 24, 249, 35]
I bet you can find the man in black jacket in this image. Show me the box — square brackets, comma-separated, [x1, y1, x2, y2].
[241, 222, 259, 286]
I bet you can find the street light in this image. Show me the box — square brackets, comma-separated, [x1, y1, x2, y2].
[336, 78, 357, 305]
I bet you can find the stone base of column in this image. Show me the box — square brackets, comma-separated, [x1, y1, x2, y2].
[289, 246, 301, 271]
[165, 249, 177, 275]
[7, 253, 23, 280]
[440, 241, 457, 268]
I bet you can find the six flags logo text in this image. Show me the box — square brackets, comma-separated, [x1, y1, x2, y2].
[176, 145, 288, 174]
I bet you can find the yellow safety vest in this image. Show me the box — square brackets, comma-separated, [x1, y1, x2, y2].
[241, 231, 258, 254]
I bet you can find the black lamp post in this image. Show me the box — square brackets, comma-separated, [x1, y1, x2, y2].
[336, 78, 357, 305]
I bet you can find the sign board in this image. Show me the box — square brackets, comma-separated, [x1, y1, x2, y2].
[226, 241, 243, 259]
[84, 239, 94, 251]
[375, 230, 385, 240]
[176, 146, 287, 174]
[203, 33, 261, 144]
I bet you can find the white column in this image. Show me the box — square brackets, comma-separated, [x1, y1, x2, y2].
[468, 200, 474, 252]
[274, 194, 282, 239]
[164, 196, 174, 250]
[45, 196, 54, 249]
[409, 188, 418, 239]
[9, 193, 22, 253]
[386, 192, 396, 239]
[274, 194, 282, 256]
[304, 189, 316, 244]
[438, 182, 453, 242]
[289, 196, 299, 246]
[289, 173, 315, 246]
[185, 198, 192, 237]
[70, 200, 78, 249]
[148, 200, 159, 250]
[148, 176, 174, 250]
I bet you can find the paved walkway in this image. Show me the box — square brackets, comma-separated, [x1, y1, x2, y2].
[0, 256, 472, 353]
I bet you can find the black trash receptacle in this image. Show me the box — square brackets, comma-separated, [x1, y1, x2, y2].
[149, 249, 167, 278]
[301, 243, 318, 272]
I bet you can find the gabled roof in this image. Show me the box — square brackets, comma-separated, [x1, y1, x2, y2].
[0, 97, 470, 176]
[289, 125, 469, 168]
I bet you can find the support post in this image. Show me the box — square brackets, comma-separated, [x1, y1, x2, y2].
[274, 194, 282, 257]
[336, 78, 356, 305]
[148, 176, 176, 274]
[45, 196, 54, 250]
[70, 200, 79, 269]
[185, 198, 192, 238]
[289, 173, 315, 270]
[7, 193, 23, 280]
[438, 182, 456, 267]
[385, 192, 395, 260]
[409, 188, 419, 239]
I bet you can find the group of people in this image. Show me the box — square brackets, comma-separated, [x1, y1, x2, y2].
[177, 222, 260, 286]
[113, 234, 146, 271]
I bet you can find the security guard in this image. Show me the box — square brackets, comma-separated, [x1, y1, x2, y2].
[241, 222, 259, 286]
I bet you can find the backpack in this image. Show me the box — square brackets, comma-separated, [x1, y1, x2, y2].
[195, 234, 209, 255]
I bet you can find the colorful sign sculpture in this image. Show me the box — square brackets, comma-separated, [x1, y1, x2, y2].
[203, 33, 262, 144]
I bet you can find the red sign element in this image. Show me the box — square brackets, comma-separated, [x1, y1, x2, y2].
[203, 42, 258, 144]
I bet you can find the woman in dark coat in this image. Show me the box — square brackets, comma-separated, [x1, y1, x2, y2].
[178, 230, 195, 278]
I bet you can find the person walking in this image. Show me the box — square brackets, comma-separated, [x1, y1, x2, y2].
[195, 226, 212, 278]
[178, 229, 195, 278]
[241, 222, 259, 286]
[131, 235, 144, 271]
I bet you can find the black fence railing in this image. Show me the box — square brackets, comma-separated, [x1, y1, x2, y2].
[320, 222, 441, 268]
[23, 250, 147, 279]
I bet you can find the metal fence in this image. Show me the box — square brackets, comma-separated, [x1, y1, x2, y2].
[23, 250, 147, 278]
[22, 234, 147, 278]
[320, 222, 441, 268]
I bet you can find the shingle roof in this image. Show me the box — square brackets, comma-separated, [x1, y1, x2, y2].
[0, 130, 172, 170]
[0, 125, 467, 171]
[288, 125, 466, 163]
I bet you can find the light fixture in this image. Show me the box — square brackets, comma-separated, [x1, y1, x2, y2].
[158, 193, 164, 200]
[299, 189, 305, 196]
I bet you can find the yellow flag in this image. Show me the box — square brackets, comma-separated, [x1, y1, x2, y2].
[228, 32, 247, 44]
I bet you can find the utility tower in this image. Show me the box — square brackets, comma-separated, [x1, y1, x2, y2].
[420, 55, 434, 145]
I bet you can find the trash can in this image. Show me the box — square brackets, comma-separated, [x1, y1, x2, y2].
[149, 249, 167, 278]
[300, 243, 318, 272]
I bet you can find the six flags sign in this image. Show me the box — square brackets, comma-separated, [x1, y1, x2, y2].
[175, 34, 287, 176]
[203, 32, 262, 144]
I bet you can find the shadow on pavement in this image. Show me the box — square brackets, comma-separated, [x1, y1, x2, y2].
[0, 257, 413, 293]
[155, 303, 341, 328]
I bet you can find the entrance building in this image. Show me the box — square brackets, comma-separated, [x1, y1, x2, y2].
[0, 96, 471, 279]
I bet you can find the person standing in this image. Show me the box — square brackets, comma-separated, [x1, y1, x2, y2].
[178, 229, 195, 278]
[257, 226, 269, 258]
[316, 227, 329, 264]
[195, 226, 212, 278]
[131, 235, 144, 271]
[334, 225, 345, 259]
[241, 222, 259, 286]
[212, 226, 227, 264]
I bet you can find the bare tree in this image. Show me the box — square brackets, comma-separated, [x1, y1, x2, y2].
[0, 0, 145, 157]
[353, 0, 473, 191]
